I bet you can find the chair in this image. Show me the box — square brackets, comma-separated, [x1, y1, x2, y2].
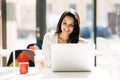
[96, 37, 120, 67]
[96, 37, 112, 54]
[26, 43, 41, 51]
[7, 49, 35, 67]
[96, 37, 112, 66]
[96, 37, 120, 78]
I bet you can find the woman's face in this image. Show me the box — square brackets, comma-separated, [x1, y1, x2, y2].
[61, 16, 74, 35]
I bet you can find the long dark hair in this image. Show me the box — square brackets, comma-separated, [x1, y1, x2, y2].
[56, 9, 80, 43]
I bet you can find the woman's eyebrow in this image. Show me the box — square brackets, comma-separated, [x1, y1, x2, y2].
[63, 19, 74, 23]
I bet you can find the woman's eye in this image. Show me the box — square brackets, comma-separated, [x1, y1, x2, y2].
[62, 22, 74, 27]
[69, 23, 74, 27]
[63, 22, 66, 25]
[70, 24, 74, 26]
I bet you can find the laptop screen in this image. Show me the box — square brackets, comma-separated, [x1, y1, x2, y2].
[51, 43, 95, 71]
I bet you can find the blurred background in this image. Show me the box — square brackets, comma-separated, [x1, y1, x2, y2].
[0, 0, 120, 51]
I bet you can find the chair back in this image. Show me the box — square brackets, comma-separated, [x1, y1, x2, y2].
[7, 49, 35, 67]
[96, 37, 111, 55]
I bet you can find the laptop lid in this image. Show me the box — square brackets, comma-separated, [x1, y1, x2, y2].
[51, 44, 95, 72]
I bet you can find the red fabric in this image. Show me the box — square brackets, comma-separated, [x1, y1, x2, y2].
[16, 51, 30, 62]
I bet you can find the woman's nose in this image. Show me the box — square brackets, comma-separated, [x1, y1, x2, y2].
[66, 24, 70, 28]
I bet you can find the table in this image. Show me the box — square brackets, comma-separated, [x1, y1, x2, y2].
[0, 67, 112, 80]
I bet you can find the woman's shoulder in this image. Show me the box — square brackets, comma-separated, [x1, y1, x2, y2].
[44, 31, 57, 40]
[44, 31, 56, 37]
[78, 38, 95, 48]
[78, 38, 88, 43]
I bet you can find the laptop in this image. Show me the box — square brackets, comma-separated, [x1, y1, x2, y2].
[51, 43, 95, 72]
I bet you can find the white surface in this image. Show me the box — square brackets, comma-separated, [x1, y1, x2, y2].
[51, 44, 95, 71]
[0, 67, 112, 80]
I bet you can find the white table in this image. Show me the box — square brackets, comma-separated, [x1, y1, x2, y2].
[0, 67, 112, 80]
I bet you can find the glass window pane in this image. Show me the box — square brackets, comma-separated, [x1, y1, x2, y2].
[6, 0, 36, 49]
[97, 0, 120, 51]
[0, 0, 2, 49]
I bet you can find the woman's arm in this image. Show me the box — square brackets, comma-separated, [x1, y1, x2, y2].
[42, 33, 52, 67]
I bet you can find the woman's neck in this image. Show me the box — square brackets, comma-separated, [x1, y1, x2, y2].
[58, 33, 69, 43]
[59, 33, 69, 41]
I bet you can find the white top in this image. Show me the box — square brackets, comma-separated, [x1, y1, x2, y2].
[42, 32, 95, 67]
[42, 32, 58, 67]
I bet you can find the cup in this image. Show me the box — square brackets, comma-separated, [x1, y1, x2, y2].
[19, 62, 29, 74]
[35, 55, 45, 69]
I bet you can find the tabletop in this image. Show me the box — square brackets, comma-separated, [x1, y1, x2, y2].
[0, 67, 112, 80]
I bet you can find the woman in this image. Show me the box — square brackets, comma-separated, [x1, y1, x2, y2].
[42, 9, 93, 67]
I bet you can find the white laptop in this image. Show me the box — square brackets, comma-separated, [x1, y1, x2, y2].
[51, 43, 95, 72]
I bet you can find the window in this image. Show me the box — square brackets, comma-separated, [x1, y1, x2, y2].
[6, 0, 36, 49]
[47, 4, 52, 14]
[69, 4, 76, 10]
[87, 4, 93, 20]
